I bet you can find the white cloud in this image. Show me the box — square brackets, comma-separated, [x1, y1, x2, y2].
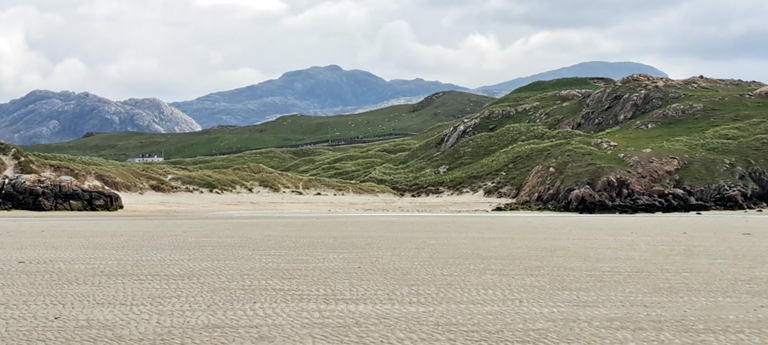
[194, 0, 288, 14]
[0, 6, 84, 97]
[281, 1, 369, 32]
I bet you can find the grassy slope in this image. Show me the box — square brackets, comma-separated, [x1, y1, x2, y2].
[158, 77, 768, 195]
[25, 77, 768, 197]
[26, 91, 493, 161]
[29, 152, 392, 195]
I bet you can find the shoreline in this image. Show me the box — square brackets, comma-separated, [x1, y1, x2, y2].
[2, 190, 766, 218]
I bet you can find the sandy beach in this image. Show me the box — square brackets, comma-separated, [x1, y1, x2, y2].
[119, 192, 512, 215]
[1, 194, 767, 344]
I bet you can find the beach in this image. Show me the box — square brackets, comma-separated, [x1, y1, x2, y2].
[1, 194, 767, 344]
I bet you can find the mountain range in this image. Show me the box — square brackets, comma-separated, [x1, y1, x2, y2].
[0, 91, 201, 145]
[0, 61, 669, 144]
[171, 65, 469, 128]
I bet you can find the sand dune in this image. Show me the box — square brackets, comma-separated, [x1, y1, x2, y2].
[1, 210, 767, 344]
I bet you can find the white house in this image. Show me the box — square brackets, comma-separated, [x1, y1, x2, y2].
[126, 154, 164, 163]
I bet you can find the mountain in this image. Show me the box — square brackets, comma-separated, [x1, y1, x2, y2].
[28, 91, 493, 161]
[26, 75, 768, 213]
[475, 61, 668, 97]
[0, 91, 201, 145]
[171, 65, 469, 128]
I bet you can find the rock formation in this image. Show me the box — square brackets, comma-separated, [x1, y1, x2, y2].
[1, 174, 123, 212]
[503, 157, 768, 213]
[438, 103, 538, 151]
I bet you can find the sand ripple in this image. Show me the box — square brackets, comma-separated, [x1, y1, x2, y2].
[1, 215, 767, 344]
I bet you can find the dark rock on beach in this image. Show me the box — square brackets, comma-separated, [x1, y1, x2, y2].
[1, 175, 123, 212]
[501, 156, 768, 214]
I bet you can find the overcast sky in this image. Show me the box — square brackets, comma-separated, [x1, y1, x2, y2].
[1, 0, 767, 102]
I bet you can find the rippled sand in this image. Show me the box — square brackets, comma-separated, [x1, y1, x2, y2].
[1, 211, 767, 344]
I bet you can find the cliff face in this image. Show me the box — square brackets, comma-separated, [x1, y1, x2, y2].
[0, 90, 201, 145]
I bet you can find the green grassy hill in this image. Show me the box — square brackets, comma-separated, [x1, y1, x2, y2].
[26, 91, 492, 161]
[22, 76, 768, 212]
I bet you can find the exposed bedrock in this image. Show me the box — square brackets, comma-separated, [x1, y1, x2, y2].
[504, 157, 767, 213]
[1, 175, 123, 212]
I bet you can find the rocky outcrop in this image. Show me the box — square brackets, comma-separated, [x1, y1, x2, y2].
[565, 75, 669, 132]
[558, 90, 592, 100]
[438, 119, 479, 151]
[632, 122, 657, 130]
[752, 86, 768, 98]
[438, 103, 538, 151]
[592, 139, 618, 150]
[504, 157, 768, 213]
[0, 175, 123, 212]
[0, 90, 201, 145]
[651, 103, 704, 119]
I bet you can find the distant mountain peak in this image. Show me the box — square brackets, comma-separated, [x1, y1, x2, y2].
[173, 65, 469, 128]
[476, 61, 668, 97]
[0, 90, 201, 145]
[321, 64, 343, 71]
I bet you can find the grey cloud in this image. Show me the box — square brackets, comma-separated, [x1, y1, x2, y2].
[0, 0, 766, 103]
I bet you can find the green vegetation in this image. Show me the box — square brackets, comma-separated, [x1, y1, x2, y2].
[29, 152, 392, 195]
[1, 142, 36, 175]
[26, 91, 492, 161]
[22, 77, 768, 197]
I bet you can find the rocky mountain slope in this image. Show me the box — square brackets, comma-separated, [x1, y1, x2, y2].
[172, 65, 469, 128]
[0, 91, 201, 145]
[476, 61, 668, 97]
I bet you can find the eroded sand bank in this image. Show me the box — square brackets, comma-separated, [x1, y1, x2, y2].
[1, 211, 767, 344]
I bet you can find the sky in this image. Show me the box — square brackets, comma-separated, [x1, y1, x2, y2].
[1, 0, 767, 103]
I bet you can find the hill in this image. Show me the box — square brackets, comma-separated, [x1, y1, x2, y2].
[27, 91, 493, 161]
[23, 75, 768, 213]
[0, 91, 201, 145]
[476, 61, 668, 97]
[172, 65, 470, 128]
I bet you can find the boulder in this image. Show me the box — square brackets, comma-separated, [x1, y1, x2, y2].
[0, 174, 123, 212]
[592, 139, 618, 150]
[752, 86, 768, 98]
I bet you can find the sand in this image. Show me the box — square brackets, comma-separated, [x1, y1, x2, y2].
[1, 194, 767, 344]
[118, 192, 511, 215]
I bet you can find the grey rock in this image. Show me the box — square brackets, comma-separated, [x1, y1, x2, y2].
[592, 139, 618, 150]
